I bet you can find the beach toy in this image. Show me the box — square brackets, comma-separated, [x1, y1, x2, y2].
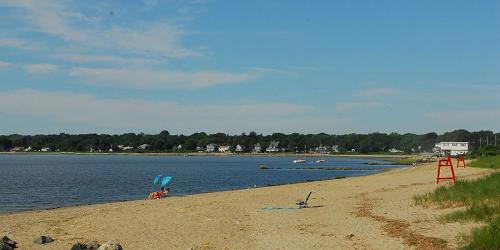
[161, 176, 172, 187]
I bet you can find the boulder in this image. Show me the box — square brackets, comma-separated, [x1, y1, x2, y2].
[1, 236, 17, 249]
[0, 243, 14, 250]
[97, 241, 122, 250]
[85, 242, 101, 250]
[70, 243, 88, 250]
[33, 235, 54, 244]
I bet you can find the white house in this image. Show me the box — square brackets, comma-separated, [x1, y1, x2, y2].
[388, 148, 404, 153]
[235, 144, 245, 152]
[434, 142, 469, 156]
[266, 141, 280, 152]
[218, 144, 231, 153]
[138, 144, 150, 150]
[331, 145, 339, 153]
[314, 145, 330, 154]
[41, 147, 51, 152]
[206, 143, 218, 152]
[253, 143, 261, 153]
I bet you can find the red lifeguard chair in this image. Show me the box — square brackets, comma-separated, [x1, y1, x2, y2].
[436, 154, 455, 184]
[456, 155, 466, 168]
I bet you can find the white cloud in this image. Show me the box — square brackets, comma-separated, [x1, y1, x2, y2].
[335, 101, 382, 111]
[0, 89, 317, 134]
[69, 67, 260, 90]
[0, 60, 11, 69]
[0, 37, 44, 50]
[356, 88, 401, 97]
[24, 64, 59, 74]
[54, 53, 158, 65]
[2, 1, 197, 59]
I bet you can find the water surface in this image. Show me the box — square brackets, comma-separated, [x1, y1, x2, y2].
[0, 154, 404, 212]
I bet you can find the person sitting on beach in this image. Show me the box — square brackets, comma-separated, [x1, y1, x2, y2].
[160, 187, 169, 198]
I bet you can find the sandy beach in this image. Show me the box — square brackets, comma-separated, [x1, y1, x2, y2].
[0, 162, 495, 250]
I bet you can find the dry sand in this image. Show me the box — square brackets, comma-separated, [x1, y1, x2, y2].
[0, 162, 495, 249]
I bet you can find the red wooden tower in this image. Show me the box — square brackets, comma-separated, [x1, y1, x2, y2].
[436, 154, 455, 184]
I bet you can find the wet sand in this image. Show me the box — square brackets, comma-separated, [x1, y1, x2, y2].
[0, 161, 494, 249]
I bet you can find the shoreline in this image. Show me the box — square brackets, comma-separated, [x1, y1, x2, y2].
[0, 151, 413, 158]
[3, 161, 486, 249]
[0, 166, 396, 215]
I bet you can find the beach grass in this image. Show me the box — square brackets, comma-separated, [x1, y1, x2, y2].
[469, 155, 500, 169]
[414, 156, 500, 249]
[462, 216, 500, 250]
[414, 173, 500, 207]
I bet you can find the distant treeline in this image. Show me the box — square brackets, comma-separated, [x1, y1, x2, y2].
[0, 129, 498, 154]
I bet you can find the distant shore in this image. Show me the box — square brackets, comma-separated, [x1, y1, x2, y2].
[0, 151, 413, 158]
[0, 161, 492, 249]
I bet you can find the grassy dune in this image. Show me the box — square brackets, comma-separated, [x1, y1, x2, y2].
[414, 156, 500, 249]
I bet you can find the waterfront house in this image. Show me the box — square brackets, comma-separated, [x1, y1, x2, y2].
[206, 143, 218, 152]
[253, 143, 261, 153]
[265, 141, 280, 152]
[235, 144, 245, 152]
[218, 144, 231, 153]
[314, 145, 330, 154]
[41, 147, 51, 152]
[388, 148, 403, 153]
[331, 145, 339, 153]
[138, 144, 150, 150]
[433, 142, 469, 156]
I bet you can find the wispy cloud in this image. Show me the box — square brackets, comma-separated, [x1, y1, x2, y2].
[0, 60, 11, 69]
[0, 89, 316, 133]
[24, 64, 59, 74]
[1, 1, 198, 59]
[335, 101, 382, 111]
[69, 67, 260, 90]
[54, 53, 158, 65]
[356, 88, 401, 97]
[0, 37, 44, 50]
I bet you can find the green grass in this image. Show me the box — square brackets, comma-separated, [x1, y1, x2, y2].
[387, 157, 418, 165]
[469, 155, 500, 169]
[462, 216, 500, 250]
[442, 202, 500, 222]
[414, 155, 500, 249]
[414, 173, 500, 207]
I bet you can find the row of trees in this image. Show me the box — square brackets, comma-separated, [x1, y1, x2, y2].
[0, 129, 498, 154]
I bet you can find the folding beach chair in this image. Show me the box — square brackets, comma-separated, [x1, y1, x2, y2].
[296, 191, 314, 209]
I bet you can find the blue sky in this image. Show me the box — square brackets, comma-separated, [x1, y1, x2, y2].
[0, 0, 499, 135]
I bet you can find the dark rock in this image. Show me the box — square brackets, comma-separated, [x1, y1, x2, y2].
[1, 242, 14, 250]
[70, 243, 88, 250]
[33, 235, 54, 244]
[85, 242, 101, 250]
[97, 241, 122, 250]
[1, 236, 17, 249]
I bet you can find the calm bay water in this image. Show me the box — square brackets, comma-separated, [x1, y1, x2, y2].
[0, 154, 404, 213]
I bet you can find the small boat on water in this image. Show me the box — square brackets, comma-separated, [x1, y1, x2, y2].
[315, 159, 327, 163]
[293, 144, 307, 163]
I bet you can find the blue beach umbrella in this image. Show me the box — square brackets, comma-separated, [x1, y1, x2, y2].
[153, 174, 163, 185]
[161, 176, 172, 188]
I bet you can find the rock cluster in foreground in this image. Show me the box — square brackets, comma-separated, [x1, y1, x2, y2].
[1, 236, 17, 250]
[71, 241, 123, 250]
